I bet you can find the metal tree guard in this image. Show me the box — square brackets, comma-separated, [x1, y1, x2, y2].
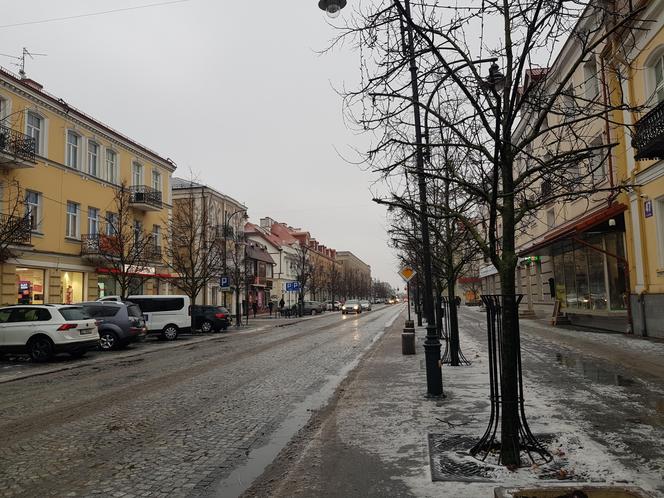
[440, 297, 471, 366]
[470, 294, 551, 465]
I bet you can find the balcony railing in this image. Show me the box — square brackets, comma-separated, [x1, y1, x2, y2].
[0, 125, 36, 166]
[1, 214, 31, 245]
[146, 245, 162, 261]
[634, 99, 664, 161]
[128, 185, 162, 211]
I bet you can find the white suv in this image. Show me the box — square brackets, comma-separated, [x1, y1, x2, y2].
[0, 305, 99, 362]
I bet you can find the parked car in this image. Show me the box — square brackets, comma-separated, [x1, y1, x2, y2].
[79, 301, 146, 351]
[325, 301, 342, 311]
[298, 301, 324, 315]
[121, 295, 192, 341]
[360, 300, 372, 311]
[341, 300, 362, 314]
[191, 305, 230, 332]
[0, 305, 99, 362]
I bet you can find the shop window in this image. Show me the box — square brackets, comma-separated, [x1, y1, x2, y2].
[61, 271, 83, 304]
[97, 274, 118, 298]
[574, 245, 590, 310]
[586, 235, 608, 311]
[15, 267, 45, 304]
[605, 232, 627, 310]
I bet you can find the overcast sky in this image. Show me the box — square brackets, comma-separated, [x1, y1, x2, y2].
[0, 0, 402, 287]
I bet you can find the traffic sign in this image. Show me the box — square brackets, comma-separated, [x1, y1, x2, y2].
[398, 266, 416, 282]
[285, 281, 301, 292]
[220, 276, 230, 290]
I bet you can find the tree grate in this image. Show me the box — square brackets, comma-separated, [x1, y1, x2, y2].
[428, 433, 589, 483]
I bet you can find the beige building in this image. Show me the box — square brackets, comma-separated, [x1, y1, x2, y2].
[0, 67, 175, 304]
[336, 251, 371, 300]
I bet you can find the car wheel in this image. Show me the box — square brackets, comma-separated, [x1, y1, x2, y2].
[161, 325, 179, 341]
[200, 320, 213, 333]
[99, 331, 119, 351]
[28, 337, 54, 362]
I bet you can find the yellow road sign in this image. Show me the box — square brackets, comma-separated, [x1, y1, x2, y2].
[399, 266, 416, 282]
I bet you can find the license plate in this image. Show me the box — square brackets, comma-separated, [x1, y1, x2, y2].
[80, 329, 93, 335]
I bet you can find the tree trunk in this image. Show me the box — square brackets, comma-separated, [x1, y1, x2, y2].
[435, 284, 443, 338]
[447, 277, 460, 367]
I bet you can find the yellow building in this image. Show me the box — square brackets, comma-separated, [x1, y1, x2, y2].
[0, 67, 175, 304]
[615, 0, 664, 338]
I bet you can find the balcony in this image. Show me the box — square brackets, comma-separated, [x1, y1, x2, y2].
[1, 214, 31, 245]
[634, 99, 664, 161]
[0, 125, 36, 169]
[146, 245, 162, 262]
[129, 186, 162, 211]
[81, 234, 120, 260]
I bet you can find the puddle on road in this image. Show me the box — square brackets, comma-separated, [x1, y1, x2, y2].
[554, 352, 636, 387]
[553, 352, 664, 426]
[210, 307, 400, 498]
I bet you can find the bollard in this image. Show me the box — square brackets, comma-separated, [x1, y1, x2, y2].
[402, 320, 416, 355]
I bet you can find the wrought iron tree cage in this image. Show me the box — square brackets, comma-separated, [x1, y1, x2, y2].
[470, 294, 551, 465]
[440, 296, 471, 366]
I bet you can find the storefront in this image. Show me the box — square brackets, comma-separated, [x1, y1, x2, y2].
[15, 267, 45, 304]
[520, 204, 629, 331]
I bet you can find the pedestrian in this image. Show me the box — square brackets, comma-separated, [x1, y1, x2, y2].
[268, 300, 274, 317]
[455, 296, 461, 308]
[279, 297, 285, 317]
[252, 301, 258, 318]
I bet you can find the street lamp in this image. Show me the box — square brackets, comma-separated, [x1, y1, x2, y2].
[318, 0, 346, 18]
[223, 208, 247, 326]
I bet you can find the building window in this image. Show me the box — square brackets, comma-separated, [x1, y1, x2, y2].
[66, 201, 80, 238]
[88, 207, 100, 235]
[88, 141, 99, 177]
[132, 162, 143, 186]
[152, 169, 161, 192]
[583, 57, 599, 101]
[590, 137, 606, 184]
[152, 224, 161, 248]
[26, 111, 42, 155]
[105, 211, 118, 236]
[133, 220, 142, 246]
[656, 197, 664, 268]
[25, 190, 42, 232]
[66, 131, 81, 169]
[653, 54, 664, 104]
[105, 149, 118, 184]
[546, 208, 555, 228]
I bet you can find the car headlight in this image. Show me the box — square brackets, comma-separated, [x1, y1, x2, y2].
[354, 305, 359, 309]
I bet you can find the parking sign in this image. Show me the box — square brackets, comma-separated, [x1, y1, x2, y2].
[220, 276, 230, 290]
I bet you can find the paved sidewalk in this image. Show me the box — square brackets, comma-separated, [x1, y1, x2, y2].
[244, 307, 664, 497]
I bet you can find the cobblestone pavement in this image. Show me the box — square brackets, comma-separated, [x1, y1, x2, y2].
[0, 306, 402, 498]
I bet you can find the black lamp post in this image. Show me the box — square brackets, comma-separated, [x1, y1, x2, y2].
[223, 208, 247, 326]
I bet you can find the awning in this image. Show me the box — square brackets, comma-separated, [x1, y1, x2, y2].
[518, 203, 627, 257]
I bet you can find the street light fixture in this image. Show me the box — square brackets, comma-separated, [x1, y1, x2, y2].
[318, 0, 346, 18]
[222, 208, 248, 326]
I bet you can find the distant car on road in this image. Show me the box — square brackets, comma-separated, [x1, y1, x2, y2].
[300, 301, 324, 315]
[325, 301, 342, 311]
[191, 305, 230, 332]
[360, 300, 372, 311]
[79, 301, 146, 351]
[0, 305, 99, 362]
[341, 300, 362, 314]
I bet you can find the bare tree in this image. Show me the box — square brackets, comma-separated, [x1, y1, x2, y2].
[0, 179, 32, 264]
[163, 187, 225, 330]
[292, 242, 313, 316]
[83, 182, 155, 299]
[226, 230, 247, 326]
[334, 0, 643, 466]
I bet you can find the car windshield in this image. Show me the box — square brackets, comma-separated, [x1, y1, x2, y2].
[345, 300, 359, 305]
[59, 307, 92, 320]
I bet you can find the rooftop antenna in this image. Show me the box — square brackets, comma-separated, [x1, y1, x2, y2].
[18, 47, 47, 79]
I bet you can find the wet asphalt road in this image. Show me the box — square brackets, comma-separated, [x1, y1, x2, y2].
[0, 305, 403, 498]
